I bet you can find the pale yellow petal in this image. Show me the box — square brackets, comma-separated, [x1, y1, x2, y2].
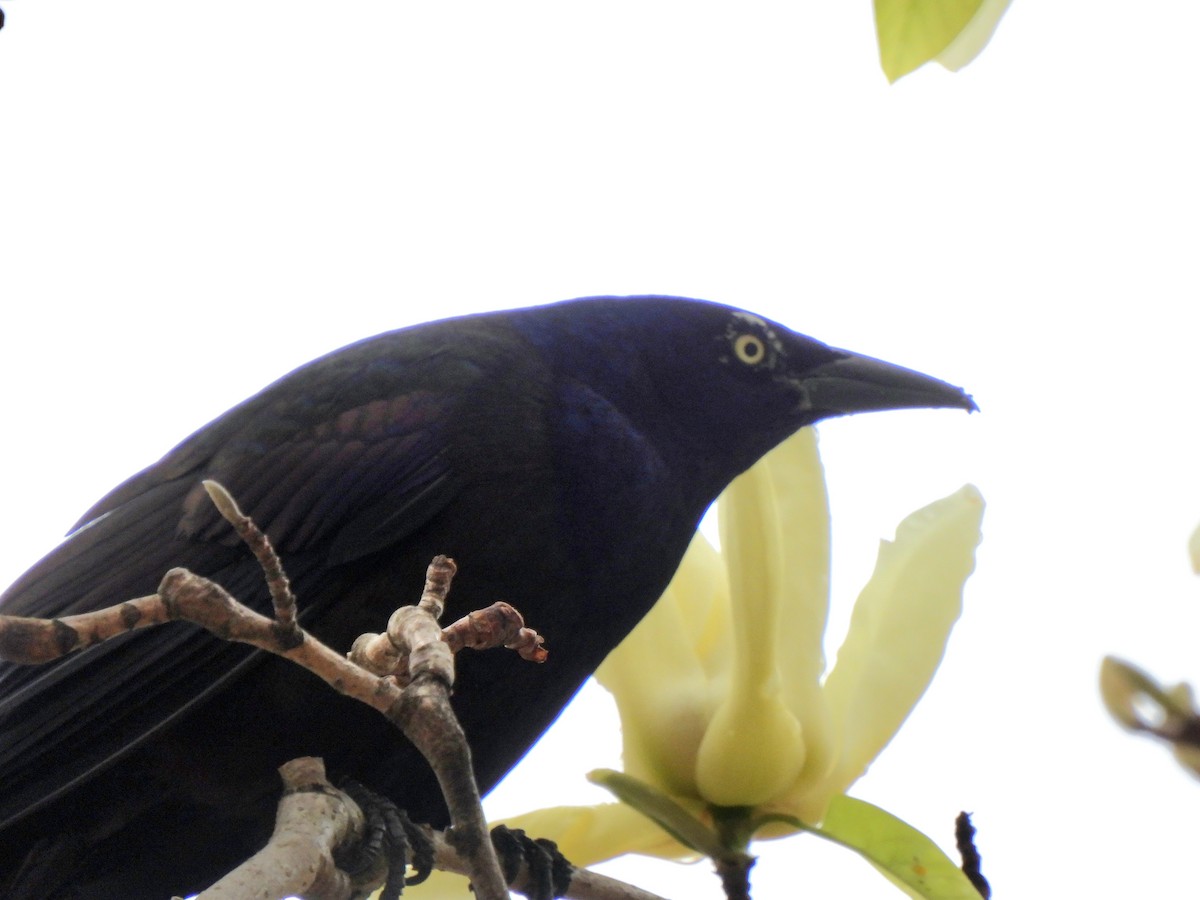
[698, 453, 805, 805]
[1189, 521, 1200, 574]
[875, 0, 992, 82]
[819, 485, 984, 799]
[596, 535, 727, 796]
[499, 802, 690, 866]
[659, 532, 734, 682]
[761, 429, 837, 796]
[717, 449, 787, 689]
[695, 688, 805, 807]
[936, 0, 1013, 71]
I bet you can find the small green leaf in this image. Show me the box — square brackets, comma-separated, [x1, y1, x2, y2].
[1100, 655, 1197, 733]
[811, 795, 983, 899]
[875, 0, 988, 82]
[587, 769, 726, 859]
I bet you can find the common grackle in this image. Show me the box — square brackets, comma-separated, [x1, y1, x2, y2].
[0, 296, 974, 898]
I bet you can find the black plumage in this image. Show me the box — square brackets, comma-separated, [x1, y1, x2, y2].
[0, 296, 974, 898]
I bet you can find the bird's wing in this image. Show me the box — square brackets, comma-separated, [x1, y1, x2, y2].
[0, 377, 469, 828]
[175, 389, 460, 565]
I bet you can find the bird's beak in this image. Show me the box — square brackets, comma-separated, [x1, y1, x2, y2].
[792, 352, 977, 416]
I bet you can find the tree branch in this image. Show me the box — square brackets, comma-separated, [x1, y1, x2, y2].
[195, 757, 365, 900]
[0, 482, 659, 900]
[0, 481, 539, 899]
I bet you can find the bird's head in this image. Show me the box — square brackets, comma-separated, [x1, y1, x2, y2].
[511, 296, 975, 472]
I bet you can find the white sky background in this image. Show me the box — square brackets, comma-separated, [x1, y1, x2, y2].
[2, 2, 1199, 897]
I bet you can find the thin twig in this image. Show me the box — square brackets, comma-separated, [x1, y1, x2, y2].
[203, 480, 299, 639]
[955, 812, 990, 899]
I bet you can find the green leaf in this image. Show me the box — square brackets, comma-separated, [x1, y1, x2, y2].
[874, 0, 988, 82]
[587, 769, 726, 859]
[810, 795, 983, 899]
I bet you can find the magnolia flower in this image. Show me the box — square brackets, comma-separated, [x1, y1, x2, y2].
[875, 0, 1013, 82]
[495, 428, 985, 897]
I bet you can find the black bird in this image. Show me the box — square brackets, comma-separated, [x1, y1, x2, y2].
[0, 296, 974, 898]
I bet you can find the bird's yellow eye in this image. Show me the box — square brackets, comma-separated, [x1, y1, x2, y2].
[733, 333, 766, 365]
